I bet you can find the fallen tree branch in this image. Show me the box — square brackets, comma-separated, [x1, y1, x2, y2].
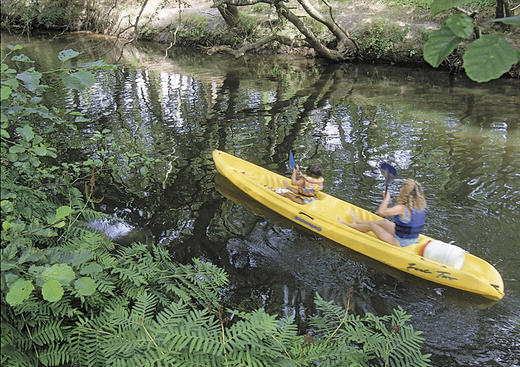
[203, 33, 299, 57]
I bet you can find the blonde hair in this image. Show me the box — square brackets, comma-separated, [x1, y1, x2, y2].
[396, 179, 426, 210]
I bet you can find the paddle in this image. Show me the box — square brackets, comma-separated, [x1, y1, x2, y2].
[379, 162, 397, 196]
[289, 150, 296, 170]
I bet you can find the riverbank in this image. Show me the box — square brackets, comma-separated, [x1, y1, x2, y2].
[1, 0, 519, 77]
[123, 0, 519, 76]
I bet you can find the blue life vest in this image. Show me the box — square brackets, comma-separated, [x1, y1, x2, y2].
[394, 209, 426, 239]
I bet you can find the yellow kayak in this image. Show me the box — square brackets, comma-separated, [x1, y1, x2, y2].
[212, 150, 505, 301]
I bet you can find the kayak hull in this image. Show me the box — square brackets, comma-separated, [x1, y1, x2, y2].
[212, 150, 505, 301]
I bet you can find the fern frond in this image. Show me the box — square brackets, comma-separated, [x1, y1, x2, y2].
[38, 343, 73, 366]
[131, 292, 158, 322]
[31, 319, 64, 346]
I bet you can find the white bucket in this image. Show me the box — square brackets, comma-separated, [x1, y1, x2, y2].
[422, 240, 466, 269]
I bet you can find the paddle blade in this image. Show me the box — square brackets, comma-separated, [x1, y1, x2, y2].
[289, 151, 296, 170]
[379, 162, 397, 183]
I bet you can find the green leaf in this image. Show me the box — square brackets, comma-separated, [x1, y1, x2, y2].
[55, 206, 72, 220]
[32, 146, 49, 156]
[11, 54, 33, 63]
[430, 0, 463, 15]
[74, 277, 97, 296]
[53, 221, 66, 228]
[15, 125, 35, 141]
[9, 145, 26, 154]
[6, 279, 34, 306]
[71, 250, 94, 266]
[41, 264, 75, 284]
[445, 14, 474, 39]
[16, 69, 42, 92]
[3, 78, 19, 89]
[29, 157, 41, 167]
[493, 15, 520, 26]
[463, 35, 520, 82]
[42, 279, 64, 302]
[8, 44, 23, 51]
[80, 262, 103, 276]
[58, 49, 80, 62]
[1, 261, 16, 271]
[1, 199, 14, 212]
[424, 27, 462, 67]
[1, 86, 12, 101]
[61, 70, 96, 91]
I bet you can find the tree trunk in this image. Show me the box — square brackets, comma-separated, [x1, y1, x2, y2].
[496, 0, 512, 18]
[217, 4, 241, 28]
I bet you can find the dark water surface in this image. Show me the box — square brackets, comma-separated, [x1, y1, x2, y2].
[2, 32, 519, 366]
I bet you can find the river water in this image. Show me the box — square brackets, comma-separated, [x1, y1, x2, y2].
[2, 32, 519, 366]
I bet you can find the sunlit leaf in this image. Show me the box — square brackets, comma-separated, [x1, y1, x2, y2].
[55, 206, 72, 220]
[463, 35, 520, 82]
[16, 69, 42, 92]
[11, 54, 33, 63]
[42, 279, 64, 302]
[1, 86, 12, 101]
[41, 264, 75, 284]
[58, 49, 80, 62]
[8, 44, 23, 51]
[430, 0, 463, 15]
[1, 200, 14, 212]
[445, 14, 474, 39]
[424, 27, 462, 67]
[53, 221, 66, 228]
[61, 70, 96, 91]
[6, 279, 34, 306]
[493, 15, 520, 25]
[32, 146, 49, 156]
[15, 125, 35, 141]
[74, 277, 97, 296]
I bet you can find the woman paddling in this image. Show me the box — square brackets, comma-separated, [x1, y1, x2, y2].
[338, 179, 426, 247]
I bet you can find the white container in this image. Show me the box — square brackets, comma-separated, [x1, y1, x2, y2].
[422, 240, 466, 270]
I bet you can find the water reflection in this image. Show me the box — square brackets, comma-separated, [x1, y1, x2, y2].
[2, 32, 519, 366]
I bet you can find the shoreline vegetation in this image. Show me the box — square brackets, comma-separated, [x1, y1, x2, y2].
[1, 0, 519, 79]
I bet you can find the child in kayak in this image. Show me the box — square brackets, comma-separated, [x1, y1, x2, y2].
[276, 163, 324, 205]
[338, 179, 426, 247]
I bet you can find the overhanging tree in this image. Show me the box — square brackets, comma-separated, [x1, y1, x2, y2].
[210, 0, 358, 61]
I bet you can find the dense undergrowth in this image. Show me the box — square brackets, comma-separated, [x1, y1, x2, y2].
[0, 44, 434, 365]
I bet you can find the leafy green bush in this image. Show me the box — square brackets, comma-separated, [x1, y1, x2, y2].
[0, 0, 83, 31]
[1, 45, 431, 366]
[423, 0, 519, 82]
[353, 20, 409, 59]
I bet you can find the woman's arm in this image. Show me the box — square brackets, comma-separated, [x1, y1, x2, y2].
[376, 192, 406, 217]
